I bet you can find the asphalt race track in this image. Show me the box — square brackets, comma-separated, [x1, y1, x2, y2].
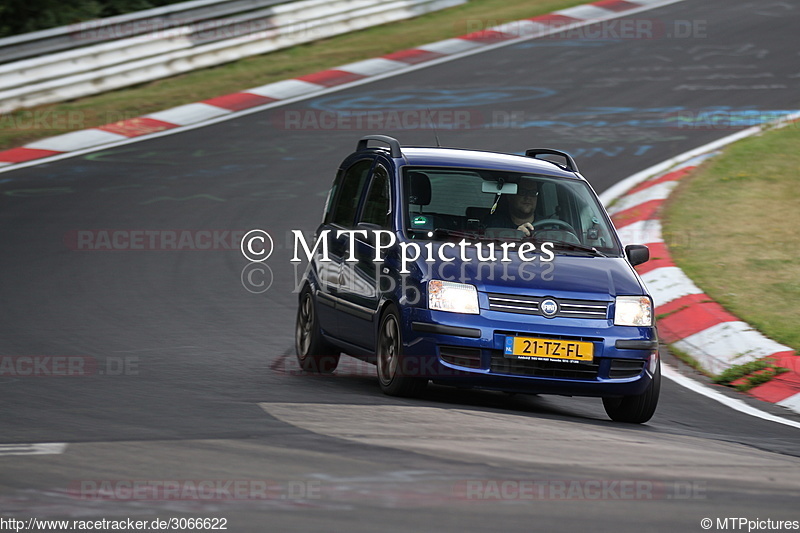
[1, 0, 799, 531]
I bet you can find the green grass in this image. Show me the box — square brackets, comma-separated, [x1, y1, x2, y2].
[663, 125, 800, 354]
[666, 344, 708, 375]
[712, 359, 789, 392]
[0, 0, 584, 151]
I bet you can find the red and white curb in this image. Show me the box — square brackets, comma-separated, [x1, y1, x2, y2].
[603, 117, 800, 415]
[0, 0, 685, 170]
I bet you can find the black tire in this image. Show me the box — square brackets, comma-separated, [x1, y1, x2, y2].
[603, 360, 661, 423]
[376, 305, 427, 397]
[295, 288, 340, 373]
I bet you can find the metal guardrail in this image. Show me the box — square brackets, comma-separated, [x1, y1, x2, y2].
[0, 0, 465, 113]
[0, 0, 287, 64]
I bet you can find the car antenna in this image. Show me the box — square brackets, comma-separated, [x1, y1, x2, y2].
[426, 107, 441, 147]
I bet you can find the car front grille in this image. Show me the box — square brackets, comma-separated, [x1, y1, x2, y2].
[486, 293, 609, 319]
[489, 351, 599, 380]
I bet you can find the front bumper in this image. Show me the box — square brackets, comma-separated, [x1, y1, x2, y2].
[400, 307, 658, 397]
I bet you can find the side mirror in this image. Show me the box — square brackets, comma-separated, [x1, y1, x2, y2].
[625, 244, 649, 266]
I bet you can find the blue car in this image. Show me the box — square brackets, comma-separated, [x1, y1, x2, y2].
[295, 135, 659, 423]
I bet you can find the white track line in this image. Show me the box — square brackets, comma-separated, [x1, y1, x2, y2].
[605, 111, 800, 426]
[0, 443, 67, 456]
[661, 366, 800, 430]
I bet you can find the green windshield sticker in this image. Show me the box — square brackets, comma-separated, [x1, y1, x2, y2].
[412, 216, 429, 226]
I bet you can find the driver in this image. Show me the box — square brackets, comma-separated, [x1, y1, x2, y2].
[483, 178, 540, 236]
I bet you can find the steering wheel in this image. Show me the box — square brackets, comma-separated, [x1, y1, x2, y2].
[533, 218, 577, 234]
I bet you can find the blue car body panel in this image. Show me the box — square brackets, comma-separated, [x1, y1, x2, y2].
[304, 144, 658, 399]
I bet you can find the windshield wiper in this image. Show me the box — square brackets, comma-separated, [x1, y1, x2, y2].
[545, 240, 607, 257]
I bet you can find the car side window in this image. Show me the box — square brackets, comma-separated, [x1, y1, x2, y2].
[328, 159, 374, 227]
[322, 169, 342, 223]
[359, 165, 391, 228]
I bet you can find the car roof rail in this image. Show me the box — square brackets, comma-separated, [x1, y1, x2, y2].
[357, 135, 402, 158]
[525, 148, 579, 173]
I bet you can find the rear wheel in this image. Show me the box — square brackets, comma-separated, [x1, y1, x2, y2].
[602, 361, 660, 423]
[376, 305, 427, 397]
[295, 289, 340, 373]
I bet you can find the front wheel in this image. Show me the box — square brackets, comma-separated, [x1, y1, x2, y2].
[295, 288, 340, 373]
[602, 361, 660, 424]
[376, 305, 427, 397]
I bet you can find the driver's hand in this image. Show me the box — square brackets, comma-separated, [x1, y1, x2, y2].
[517, 222, 534, 237]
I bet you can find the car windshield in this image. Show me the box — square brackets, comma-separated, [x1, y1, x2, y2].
[402, 166, 621, 256]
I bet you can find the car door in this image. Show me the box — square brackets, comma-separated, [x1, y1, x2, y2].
[314, 157, 375, 340]
[336, 161, 393, 348]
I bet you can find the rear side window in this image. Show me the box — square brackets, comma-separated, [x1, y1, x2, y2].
[360, 165, 391, 228]
[328, 159, 373, 227]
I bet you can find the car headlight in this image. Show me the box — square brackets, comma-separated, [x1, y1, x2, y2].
[428, 280, 479, 314]
[614, 296, 653, 326]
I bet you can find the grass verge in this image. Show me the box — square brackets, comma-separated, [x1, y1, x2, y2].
[712, 359, 789, 392]
[663, 124, 800, 355]
[666, 344, 707, 375]
[0, 0, 584, 151]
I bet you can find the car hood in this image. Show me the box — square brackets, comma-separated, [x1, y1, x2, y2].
[413, 243, 646, 300]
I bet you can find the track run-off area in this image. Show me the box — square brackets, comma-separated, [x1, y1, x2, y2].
[1, 0, 799, 531]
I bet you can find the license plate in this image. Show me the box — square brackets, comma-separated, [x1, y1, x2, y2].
[504, 336, 594, 362]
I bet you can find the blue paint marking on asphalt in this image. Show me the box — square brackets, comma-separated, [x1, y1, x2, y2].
[484, 107, 798, 130]
[553, 107, 686, 117]
[665, 109, 798, 127]
[512, 145, 654, 159]
[571, 146, 628, 158]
